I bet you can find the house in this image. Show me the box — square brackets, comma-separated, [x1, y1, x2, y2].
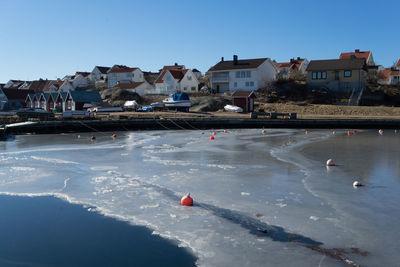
[192, 69, 202, 80]
[25, 93, 36, 108]
[19, 81, 32, 90]
[107, 65, 144, 87]
[55, 92, 68, 111]
[4, 80, 25, 89]
[275, 57, 309, 79]
[306, 58, 368, 91]
[112, 81, 154, 96]
[89, 66, 110, 82]
[154, 68, 199, 94]
[37, 92, 58, 111]
[0, 88, 33, 110]
[339, 49, 375, 66]
[44, 80, 74, 92]
[208, 55, 277, 93]
[64, 90, 102, 111]
[232, 90, 257, 112]
[27, 79, 50, 93]
[63, 72, 89, 89]
[378, 68, 400, 85]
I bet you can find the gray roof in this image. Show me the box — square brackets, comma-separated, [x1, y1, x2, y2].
[307, 58, 367, 71]
[208, 58, 269, 71]
[69, 90, 102, 103]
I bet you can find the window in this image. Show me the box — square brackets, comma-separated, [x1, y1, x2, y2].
[312, 72, 327, 80]
[234, 82, 237, 87]
[241, 71, 246, 78]
[187, 76, 192, 80]
[246, 71, 251, 78]
[245, 82, 249, 86]
[344, 70, 352, 77]
[191, 87, 196, 91]
[184, 87, 187, 91]
[236, 71, 240, 78]
[250, 81, 254, 86]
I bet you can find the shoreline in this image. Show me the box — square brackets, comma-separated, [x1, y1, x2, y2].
[1, 118, 399, 137]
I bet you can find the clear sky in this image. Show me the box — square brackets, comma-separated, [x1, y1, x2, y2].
[0, 0, 398, 83]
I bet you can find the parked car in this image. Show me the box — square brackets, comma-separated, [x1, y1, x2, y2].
[124, 100, 139, 111]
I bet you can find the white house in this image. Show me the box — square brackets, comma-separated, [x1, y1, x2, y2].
[378, 68, 400, 85]
[154, 69, 199, 94]
[208, 55, 277, 93]
[4, 80, 25, 89]
[63, 72, 90, 89]
[113, 81, 154, 96]
[89, 66, 110, 82]
[44, 80, 75, 92]
[107, 65, 144, 87]
[275, 57, 309, 79]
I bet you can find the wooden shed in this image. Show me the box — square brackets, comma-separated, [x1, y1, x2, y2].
[232, 91, 257, 112]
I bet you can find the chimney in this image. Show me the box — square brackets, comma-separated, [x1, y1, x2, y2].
[297, 57, 301, 60]
[233, 55, 238, 65]
[355, 49, 360, 53]
[174, 63, 178, 66]
[221, 57, 224, 62]
[290, 58, 295, 63]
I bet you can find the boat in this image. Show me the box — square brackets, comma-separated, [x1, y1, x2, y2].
[162, 93, 191, 112]
[224, 105, 243, 113]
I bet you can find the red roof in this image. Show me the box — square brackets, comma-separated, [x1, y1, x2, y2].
[276, 62, 292, 69]
[378, 68, 400, 82]
[276, 58, 306, 71]
[339, 50, 371, 61]
[232, 90, 257, 98]
[113, 82, 144, 89]
[155, 69, 189, 84]
[43, 80, 63, 92]
[108, 65, 138, 74]
[162, 65, 185, 71]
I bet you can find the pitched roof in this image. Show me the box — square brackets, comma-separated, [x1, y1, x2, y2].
[108, 65, 138, 74]
[162, 65, 185, 71]
[154, 69, 189, 84]
[95, 66, 111, 74]
[2, 88, 33, 100]
[208, 58, 269, 71]
[339, 50, 371, 61]
[378, 68, 400, 82]
[43, 80, 64, 92]
[28, 79, 50, 93]
[396, 59, 400, 68]
[276, 62, 292, 69]
[307, 58, 367, 71]
[113, 82, 145, 90]
[68, 91, 102, 103]
[56, 92, 68, 101]
[76, 72, 90, 77]
[232, 90, 257, 98]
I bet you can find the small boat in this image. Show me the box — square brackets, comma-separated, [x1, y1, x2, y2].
[163, 93, 191, 112]
[224, 105, 243, 113]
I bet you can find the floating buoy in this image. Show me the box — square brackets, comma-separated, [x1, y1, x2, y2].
[77, 135, 80, 139]
[378, 129, 384, 135]
[224, 130, 228, 133]
[353, 130, 357, 134]
[112, 133, 117, 139]
[212, 132, 217, 136]
[353, 181, 363, 187]
[347, 130, 351, 136]
[210, 136, 214, 140]
[181, 193, 193, 206]
[395, 130, 398, 134]
[305, 130, 309, 135]
[91, 136, 96, 141]
[332, 131, 336, 135]
[262, 129, 267, 135]
[326, 159, 335, 166]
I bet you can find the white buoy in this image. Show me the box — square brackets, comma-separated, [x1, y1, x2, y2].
[378, 129, 384, 135]
[326, 159, 336, 166]
[353, 181, 363, 187]
[332, 130, 336, 135]
[262, 129, 267, 135]
[77, 135, 80, 139]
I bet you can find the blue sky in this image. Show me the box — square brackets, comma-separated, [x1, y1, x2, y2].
[0, 0, 398, 83]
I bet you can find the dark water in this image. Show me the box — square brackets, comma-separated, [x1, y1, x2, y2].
[0, 195, 196, 267]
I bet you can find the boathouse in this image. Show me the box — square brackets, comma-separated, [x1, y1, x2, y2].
[232, 90, 257, 112]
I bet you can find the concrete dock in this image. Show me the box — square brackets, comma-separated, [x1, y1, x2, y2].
[1, 118, 399, 137]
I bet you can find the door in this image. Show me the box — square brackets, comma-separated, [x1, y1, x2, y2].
[249, 98, 254, 112]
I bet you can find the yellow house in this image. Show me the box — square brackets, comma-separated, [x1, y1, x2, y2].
[306, 58, 367, 92]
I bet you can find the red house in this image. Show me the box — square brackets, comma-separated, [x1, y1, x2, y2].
[232, 91, 257, 112]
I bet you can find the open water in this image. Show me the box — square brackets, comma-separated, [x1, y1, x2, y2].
[0, 129, 399, 266]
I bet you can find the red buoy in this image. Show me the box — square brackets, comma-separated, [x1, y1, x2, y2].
[181, 193, 193, 206]
[224, 130, 227, 133]
[212, 132, 217, 136]
[112, 133, 117, 139]
[210, 136, 214, 140]
[353, 130, 357, 134]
